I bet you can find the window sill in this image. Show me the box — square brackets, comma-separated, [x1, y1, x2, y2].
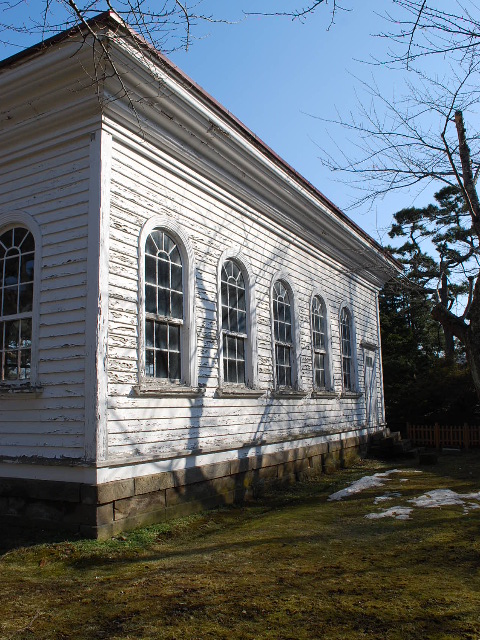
[0, 383, 43, 396]
[311, 390, 338, 399]
[133, 383, 206, 398]
[271, 388, 309, 399]
[216, 386, 265, 398]
[360, 340, 378, 351]
[340, 391, 363, 399]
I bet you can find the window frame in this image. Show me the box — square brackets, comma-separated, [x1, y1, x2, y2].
[339, 303, 358, 394]
[0, 212, 41, 391]
[216, 249, 259, 394]
[362, 344, 379, 426]
[270, 273, 303, 394]
[310, 292, 333, 392]
[137, 217, 197, 392]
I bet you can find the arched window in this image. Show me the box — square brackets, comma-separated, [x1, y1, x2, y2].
[273, 280, 293, 388]
[144, 229, 183, 381]
[340, 306, 354, 391]
[1, 226, 35, 381]
[311, 295, 328, 389]
[221, 259, 247, 384]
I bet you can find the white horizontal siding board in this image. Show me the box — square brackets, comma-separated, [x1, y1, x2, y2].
[1, 446, 84, 459]
[0, 408, 85, 421]
[41, 220, 89, 242]
[42, 237, 88, 257]
[41, 279, 88, 298]
[42, 251, 88, 271]
[0, 425, 84, 436]
[35, 372, 86, 385]
[0, 435, 84, 448]
[41, 286, 87, 304]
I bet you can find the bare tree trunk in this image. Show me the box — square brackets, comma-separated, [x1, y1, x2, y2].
[455, 111, 480, 236]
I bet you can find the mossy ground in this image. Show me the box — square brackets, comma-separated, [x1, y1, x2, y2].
[1, 454, 480, 639]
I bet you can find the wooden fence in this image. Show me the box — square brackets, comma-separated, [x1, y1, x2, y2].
[407, 423, 480, 449]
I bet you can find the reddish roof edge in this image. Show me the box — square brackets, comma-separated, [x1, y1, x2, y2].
[0, 10, 401, 272]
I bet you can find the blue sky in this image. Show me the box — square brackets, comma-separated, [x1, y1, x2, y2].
[170, 2, 402, 242]
[0, 1, 450, 243]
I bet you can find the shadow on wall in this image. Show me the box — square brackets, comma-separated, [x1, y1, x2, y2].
[103, 212, 372, 532]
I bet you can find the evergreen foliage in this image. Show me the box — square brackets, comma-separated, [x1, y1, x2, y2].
[381, 186, 478, 428]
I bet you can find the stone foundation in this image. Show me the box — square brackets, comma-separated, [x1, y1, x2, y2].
[0, 435, 368, 540]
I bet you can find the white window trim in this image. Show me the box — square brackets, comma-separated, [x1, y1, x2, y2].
[0, 211, 42, 392]
[270, 271, 304, 395]
[136, 216, 198, 394]
[362, 344, 379, 426]
[216, 248, 261, 396]
[338, 302, 360, 397]
[310, 289, 335, 394]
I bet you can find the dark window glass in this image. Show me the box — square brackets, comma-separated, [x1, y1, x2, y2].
[171, 264, 182, 292]
[2, 286, 17, 317]
[157, 287, 169, 317]
[145, 320, 154, 348]
[157, 255, 170, 289]
[171, 292, 183, 320]
[145, 285, 157, 314]
[145, 255, 156, 284]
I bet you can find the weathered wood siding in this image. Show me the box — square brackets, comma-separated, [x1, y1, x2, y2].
[0, 36, 103, 462]
[0, 134, 93, 459]
[106, 124, 384, 461]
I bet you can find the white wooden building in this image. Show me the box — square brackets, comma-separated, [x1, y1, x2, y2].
[0, 13, 399, 537]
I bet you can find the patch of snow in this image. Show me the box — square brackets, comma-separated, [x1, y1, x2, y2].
[328, 469, 415, 501]
[409, 489, 464, 508]
[330, 467, 480, 520]
[374, 492, 401, 504]
[365, 506, 413, 520]
[408, 489, 480, 512]
[461, 491, 480, 501]
[463, 502, 480, 515]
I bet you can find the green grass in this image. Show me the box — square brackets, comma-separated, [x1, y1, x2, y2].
[1, 454, 480, 639]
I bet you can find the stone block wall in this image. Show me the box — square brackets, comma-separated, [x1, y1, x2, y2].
[0, 434, 370, 540]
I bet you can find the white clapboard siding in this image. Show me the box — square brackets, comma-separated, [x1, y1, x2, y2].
[105, 123, 383, 461]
